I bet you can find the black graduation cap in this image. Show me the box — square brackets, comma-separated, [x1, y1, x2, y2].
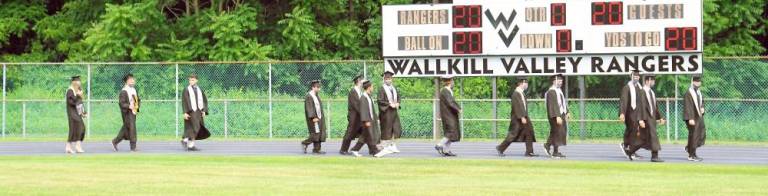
[123, 73, 134, 82]
[309, 79, 321, 86]
[352, 74, 363, 83]
[692, 75, 702, 82]
[643, 74, 656, 81]
[630, 69, 641, 76]
[550, 74, 564, 81]
[362, 80, 372, 89]
[382, 71, 394, 77]
[516, 76, 529, 84]
[71, 75, 81, 81]
[440, 75, 454, 81]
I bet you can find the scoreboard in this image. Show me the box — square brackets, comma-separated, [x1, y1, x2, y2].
[382, 0, 703, 77]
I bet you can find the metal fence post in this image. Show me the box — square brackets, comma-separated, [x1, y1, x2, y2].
[459, 78, 464, 139]
[433, 78, 439, 140]
[665, 99, 671, 143]
[224, 100, 228, 138]
[2, 63, 5, 138]
[674, 75, 679, 141]
[363, 61, 367, 79]
[491, 77, 497, 139]
[86, 64, 91, 138]
[578, 76, 586, 140]
[22, 102, 26, 138]
[175, 64, 179, 138]
[268, 63, 273, 139]
[327, 100, 332, 138]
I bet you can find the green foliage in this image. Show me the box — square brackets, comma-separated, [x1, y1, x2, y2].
[277, 6, 320, 59]
[201, 4, 271, 61]
[1, 0, 765, 62]
[80, 1, 168, 61]
[703, 0, 767, 56]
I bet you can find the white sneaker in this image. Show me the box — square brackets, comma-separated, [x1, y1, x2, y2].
[389, 144, 400, 153]
[75, 141, 85, 153]
[374, 149, 393, 158]
[351, 151, 362, 157]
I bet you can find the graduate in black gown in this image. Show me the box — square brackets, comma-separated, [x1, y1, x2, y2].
[65, 76, 87, 154]
[302, 80, 327, 154]
[112, 74, 140, 152]
[434, 76, 462, 157]
[181, 74, 211, 151]
[340, 75, 363, 155]
[683, 75, 706, 161]
[496, 77, 538, 157]
[543, 74, 569, 158]
[351, 80, 385, 157]
[375, 71, 403, 157]
[625, 74, 665, 162]
[618, 70, 645, 159]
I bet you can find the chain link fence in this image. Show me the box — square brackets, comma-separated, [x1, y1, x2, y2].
[1, 57, 766, 142]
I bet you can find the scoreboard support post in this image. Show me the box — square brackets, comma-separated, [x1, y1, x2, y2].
[433, 78, 440, 140]
[491, 77, 498, 139]
[674, 75, 679, 141]
[578, 76, 586, 140]
[458, 78, 464, 139]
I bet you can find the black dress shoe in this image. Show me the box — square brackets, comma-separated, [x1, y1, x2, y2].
[542, 143, 552, 156]
[187, 146, 200, 151]
[312, 151, 326, 155]
[445, 151, 457, 156]
[651, 157, 665, 162]
[626, 150, 634, 161]
[180, 140, 187, 149]
[687, 156, 702, 162]
[111, 141, 119, 152]
[495, 146, 505, 157]
[552, 152, 566, 158]
[619, 144, 629, 159]
[434, 145, 445, 155]
[301, 144, 309, 154]
[525, 153, 539, 157]
[339, 151, 349, 155]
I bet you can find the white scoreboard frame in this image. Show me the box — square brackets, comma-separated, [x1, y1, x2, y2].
[382, 0, 703, 77]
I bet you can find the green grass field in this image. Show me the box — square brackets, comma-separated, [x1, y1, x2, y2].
[0, 155, 766, 195]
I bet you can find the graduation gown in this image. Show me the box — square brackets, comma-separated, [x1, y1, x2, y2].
[182, 86, 211, 140]
[359, 93, 381, 147]
[619, 82, 644, 145]
[114, 89, 140, 143]
[439, 87, 461, 142]
[304, 93, 327, 143]
[633, 88, 662, 151]
[65, 88, 85, 142]
[683, 88, 706, 148]
[344, 88, 362, 140]
[377, 85, 402, 140]
[625, 87, 649, 149]
[505, 90, 535, 142]
[545, 88, 567, 146]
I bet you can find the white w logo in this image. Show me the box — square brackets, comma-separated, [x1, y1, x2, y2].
[485, 9, 520, 48]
